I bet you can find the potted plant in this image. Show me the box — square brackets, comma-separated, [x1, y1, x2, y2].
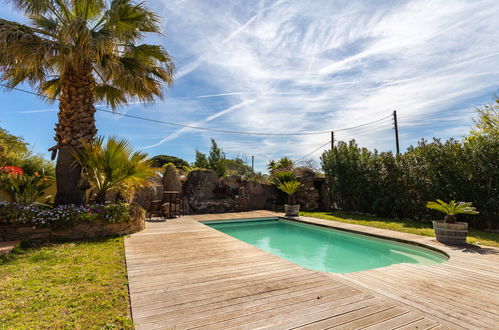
[426, 199, 478, 245]
[279, 180, 302, 216]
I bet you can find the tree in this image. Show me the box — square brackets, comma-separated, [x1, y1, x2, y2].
[208, 139, 226, 177]
[73, 136, 156, 204]
[267, 157, 294, 174]
[150, 155, 189, 169]
[0, 127, 28, 165]
[225, 158, 253, 176]
[0, 127, 54, 176]
[0, 0, 174, 205]
[193, 150, 209, 169]
[470, 96, 498, 139]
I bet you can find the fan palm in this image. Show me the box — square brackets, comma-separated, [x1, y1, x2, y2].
[73, 136, 156, 204]
[0, 0, 174, 205]
[426, 199, 479, 223]
[278, 180, 302, 205]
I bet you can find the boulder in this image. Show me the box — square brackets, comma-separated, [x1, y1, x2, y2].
[162, 164, 182, 192]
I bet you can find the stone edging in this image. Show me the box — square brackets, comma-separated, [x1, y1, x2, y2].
[0, 214, 145, 242]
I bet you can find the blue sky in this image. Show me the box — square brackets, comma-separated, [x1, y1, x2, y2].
[1, 0, 499, 172]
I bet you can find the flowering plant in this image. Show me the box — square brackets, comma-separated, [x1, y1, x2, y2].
[0, 166, 24, 175]
[0, 202, 137, 228]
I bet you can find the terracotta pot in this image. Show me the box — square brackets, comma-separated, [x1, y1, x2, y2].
[284, 204, 300, 217]
[432, 220, 468, 245]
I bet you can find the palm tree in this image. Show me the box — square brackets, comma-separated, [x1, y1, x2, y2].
[0, 0, 174, 205]
[73, 136, 157, 204]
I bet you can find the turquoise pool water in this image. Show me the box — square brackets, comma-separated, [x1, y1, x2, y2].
[205, 218, 448, 273]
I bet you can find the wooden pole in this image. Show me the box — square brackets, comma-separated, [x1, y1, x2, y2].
[331, 131, 335, 150]
[393, 110, 400, 154]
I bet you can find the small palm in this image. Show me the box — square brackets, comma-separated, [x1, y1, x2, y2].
[426, 199, 478, 223]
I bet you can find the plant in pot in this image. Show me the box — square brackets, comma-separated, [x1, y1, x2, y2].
[278, 180, 302, 216]
[426, 199, 478, 245]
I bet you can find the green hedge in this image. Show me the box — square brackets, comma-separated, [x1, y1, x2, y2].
[321, 135, 498, 229]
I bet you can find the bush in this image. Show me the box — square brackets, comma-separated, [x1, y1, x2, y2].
[0, 202, 138, 229]
[321, 136, 498, 229]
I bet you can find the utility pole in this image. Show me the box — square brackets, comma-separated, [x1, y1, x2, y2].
[251, 156, 254, 172]
[393, 110, 400, 155]
[331, 131, 335, 150]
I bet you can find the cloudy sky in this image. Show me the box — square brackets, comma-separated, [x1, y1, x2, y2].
[1, 0, 498, 172]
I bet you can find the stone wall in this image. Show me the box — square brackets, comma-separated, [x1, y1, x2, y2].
[153, 169, 332, 214]
[183, 170, 277, 214]
[0, 213, 145, 242]
[295, 169, 320, 210]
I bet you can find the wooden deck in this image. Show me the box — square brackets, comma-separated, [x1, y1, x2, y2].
[125, 211, 499, 329]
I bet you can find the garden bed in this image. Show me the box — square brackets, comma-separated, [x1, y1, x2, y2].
[0, 202, 145, 242]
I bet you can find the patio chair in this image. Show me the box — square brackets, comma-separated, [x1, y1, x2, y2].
[148, 200, 164, 220]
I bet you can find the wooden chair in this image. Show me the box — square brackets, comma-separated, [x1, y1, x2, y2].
[148, 200, 164, 220]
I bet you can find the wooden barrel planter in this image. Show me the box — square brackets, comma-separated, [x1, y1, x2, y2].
[432, 220, 468, 245]
[284, 204, 300, 217]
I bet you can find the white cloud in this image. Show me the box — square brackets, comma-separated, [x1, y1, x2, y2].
[147, 0, 499, 170]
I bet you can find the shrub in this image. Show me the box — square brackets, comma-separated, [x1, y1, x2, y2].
[321, 136, 498, 229]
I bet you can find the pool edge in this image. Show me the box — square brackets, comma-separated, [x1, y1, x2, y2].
[201, 215, 450, 260]
[283, 215, 450, 260]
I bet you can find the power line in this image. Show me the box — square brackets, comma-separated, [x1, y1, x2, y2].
[1, 83, 393, 137]
[298, 140, 331, 161]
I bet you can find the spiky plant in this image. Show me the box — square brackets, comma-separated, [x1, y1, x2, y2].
[0, 0, 174, 205]
[271, 171, 295, 186]
[73, 136, 157, 204]
[278, 180, 302, 205]
[426, 199, 479, 223]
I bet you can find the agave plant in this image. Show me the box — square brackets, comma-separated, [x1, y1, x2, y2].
[73, 136, 157, 203]
[278, 180, 302, 205]
[426, 199, 479, 223]
[0, 0, 174, 205]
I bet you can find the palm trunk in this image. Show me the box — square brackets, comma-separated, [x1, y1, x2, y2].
[54, 64, 97, 205]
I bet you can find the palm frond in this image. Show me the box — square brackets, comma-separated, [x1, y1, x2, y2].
[72, 0, 105, 20]
[28, 14, 58, 33]
[73, 135, 156, 203]
[102, 0, 160, 42]
[278, 180, 302, 196]
[94, 83, 127, 109]
[8, 0, 53, 15]
[39, 76, 61, 100]
[426, 200, 479, 216]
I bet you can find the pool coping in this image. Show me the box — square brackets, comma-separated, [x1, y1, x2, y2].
[201, 215, 451, 260]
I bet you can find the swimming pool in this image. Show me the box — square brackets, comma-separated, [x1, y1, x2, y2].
[204, 218, 448, 273]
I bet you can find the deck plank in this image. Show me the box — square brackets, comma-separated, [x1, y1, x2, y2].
[125, 211, 499, 329]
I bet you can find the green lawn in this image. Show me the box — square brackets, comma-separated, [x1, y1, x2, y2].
[300, 211, 499, 248]
[0, 237, 133, 329]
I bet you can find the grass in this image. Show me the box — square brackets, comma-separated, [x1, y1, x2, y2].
[0, 237, 133, 329]
[300, 211, 499, 248]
